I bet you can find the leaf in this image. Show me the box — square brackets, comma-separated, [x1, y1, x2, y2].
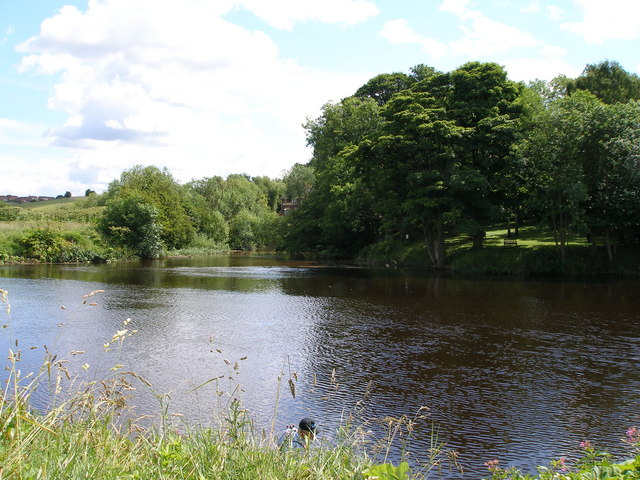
[363, 462, 411, 480]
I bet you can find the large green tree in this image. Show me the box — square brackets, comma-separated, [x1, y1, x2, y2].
[359, 62, 524, 266]
[517, 91, 594, 261]
[98, 192, 164, 258]
[287, 96, 383, 255]
[568, 60, 640, 104]
[101, 165, 196, 251]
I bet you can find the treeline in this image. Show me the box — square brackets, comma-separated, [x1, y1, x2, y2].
[94, 165, 314, 258]
[285, 60, 640, 267]
[2, 60, 639, 267]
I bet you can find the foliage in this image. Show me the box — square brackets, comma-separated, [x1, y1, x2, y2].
[0, 204, 21, 221]
[568, 60, 640, 104]
[282, 163, 314, 201]
[103, 165, 195, 250]
[287, 59, 640, 271]
[363, 461, 412, 479]
[482, 445, 640, 479]
[287, 96, 383, 256]
[14, 228, 107, 263]
[98, 193, 164, 258]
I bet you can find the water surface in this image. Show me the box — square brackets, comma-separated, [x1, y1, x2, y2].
[1, 256, 639, 478]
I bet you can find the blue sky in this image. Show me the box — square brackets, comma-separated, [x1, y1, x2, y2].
[1, 0, 639, 196]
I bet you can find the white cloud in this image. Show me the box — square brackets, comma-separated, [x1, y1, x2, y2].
[521, 1, 540, 14]
[11, 0, 371, 194]
[561, 0, 640, 44]
[439, 0, 475, 20]
[239, 0, 380, 30]
[379, 19, 448, 59]
[382, 2, 539, 60]
[547, 5, 563, 22]
[503, 57, 580, 82]
[449, 15, 539, 56]
[0, 118, 49, 148]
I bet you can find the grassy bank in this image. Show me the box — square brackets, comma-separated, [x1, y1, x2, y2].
[0, 199, 230, 264]
[359, 225, 640, 277]
[0, 198, 111, 264]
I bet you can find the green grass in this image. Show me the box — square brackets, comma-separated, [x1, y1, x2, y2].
[16, 197, 83, 210]
[358, 224, 638, 276]
[0, 197, 112, 263]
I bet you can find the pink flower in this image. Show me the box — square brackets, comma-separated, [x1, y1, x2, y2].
[625, 427, 639, 444]
[580, 440, 592, 450]
[558, 457, 568, 471]
[484, 459, 500, 472]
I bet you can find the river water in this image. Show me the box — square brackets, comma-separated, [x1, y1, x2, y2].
[1, 255, 639, 478]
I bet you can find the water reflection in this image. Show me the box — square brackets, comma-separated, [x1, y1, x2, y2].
[1, 259, 639, 478]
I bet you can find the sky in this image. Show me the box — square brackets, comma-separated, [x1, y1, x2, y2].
[1, 0, 639, 196]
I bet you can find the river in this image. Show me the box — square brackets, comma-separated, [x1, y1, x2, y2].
[1, 255, 639, 478]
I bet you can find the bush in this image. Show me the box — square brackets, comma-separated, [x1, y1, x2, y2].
[14, 229, 107, 263]
[0, 205, 21, 221]
[98, 193, 165, 259]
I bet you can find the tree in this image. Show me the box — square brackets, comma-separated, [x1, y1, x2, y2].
[64, 191, 72, 198]
[517, 91, 596, 261]
[582, 100, 640, 260]
[282, 163, 314, 202]
[289, 96, 383, 255]
[98, 192, 164, 258]
[357, 62, 524, 266]
[229, 209, 258, 250]
[361, 89, 463, 267]
[252, 176, 285, 211]
[304, 96, 383, 170]
[102, 165, 195, 250]
[569, 60, 640, 104]
[354, 72, 411, 106]
[444, 62, 524, 246]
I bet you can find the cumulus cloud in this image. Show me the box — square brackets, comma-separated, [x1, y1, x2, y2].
[381, 1, 539, 60]
[547, 5, 564, 22]
[379, 19, 448, 59]
[448, 14, 538, 57]
[521, 2, 540, 14]
[504, 55, 579, 82]
[13, 0, 371, 193]
[561, 0, 640, 44]
[238, 0, 380, 30]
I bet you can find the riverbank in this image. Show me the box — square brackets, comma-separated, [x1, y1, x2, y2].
[357, 225, 640, 277]
[3, 197, 639, 277]
[2, 382, 639, 479]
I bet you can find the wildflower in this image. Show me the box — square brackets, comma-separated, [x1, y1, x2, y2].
[484, 459, 500, 472]
[111, 329, 128, 343]
[625, 427, 639, 444]
[580, 440, 592, 450]
[557, 457, 568, 471]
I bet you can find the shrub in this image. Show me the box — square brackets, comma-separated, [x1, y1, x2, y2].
[98, 193, 164, 259]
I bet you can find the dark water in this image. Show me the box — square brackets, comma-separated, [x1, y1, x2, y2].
[1, 256, 639, 478]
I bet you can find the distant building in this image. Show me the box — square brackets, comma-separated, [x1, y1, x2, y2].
[0, 195, 55, 203]
[280, 197, 300, 216]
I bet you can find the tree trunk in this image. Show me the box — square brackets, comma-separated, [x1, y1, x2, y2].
[605, 230, 614, 263]
[471, 231, 485, 249]
[425, 224, 446, 269]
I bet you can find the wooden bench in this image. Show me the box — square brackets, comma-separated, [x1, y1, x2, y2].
[503, 238, 518, 246]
